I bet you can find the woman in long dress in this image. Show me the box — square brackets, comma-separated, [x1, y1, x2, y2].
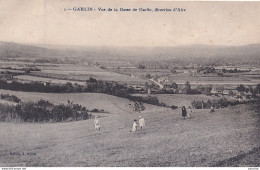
[130, 119, 138, 132]
[182, 106, 187, 119]
[94, 116, 100, 131]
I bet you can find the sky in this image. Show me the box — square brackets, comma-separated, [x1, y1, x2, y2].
[0, 0, 260, 47]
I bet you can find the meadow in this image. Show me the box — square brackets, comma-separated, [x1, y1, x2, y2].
[0, 89, 159, 114]
[0, 100, 259, 166]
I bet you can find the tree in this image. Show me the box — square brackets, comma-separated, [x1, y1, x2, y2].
[236, 84, 246, 92]
[183, 81, 191, 94]
[228, 90, 234, 96]
[256, 83, 260, 94]
[129, 101, 145, 113]
[89, 77, 97, 83]
[170, 69, 176, 73]
[171, 82, 178, 89]
[145, 73, 151, 79]
[137, 64, 145, 69]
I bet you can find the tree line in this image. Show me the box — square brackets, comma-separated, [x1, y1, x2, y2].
[191, 98, 259, 109]
[0, 78, 166, 107]
[0, 99, 91, 123]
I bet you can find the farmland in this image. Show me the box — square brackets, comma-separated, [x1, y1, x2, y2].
[0, 60, 146, 85]
[105, 66, 260, 87]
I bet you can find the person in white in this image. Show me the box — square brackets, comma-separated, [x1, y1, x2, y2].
[187, 106, 192, 118]
[130, 119, 138, 132]
[139, 116, 145, 129]
[94, 116, 100, 131]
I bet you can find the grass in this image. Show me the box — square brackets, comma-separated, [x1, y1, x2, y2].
[14, 75, 86, 85]
[0, 97, 259, 166]
[134, 94, 214, 107]
[38, 64, 146, 83]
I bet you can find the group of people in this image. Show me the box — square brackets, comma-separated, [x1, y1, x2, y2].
[94, 105, 215, 133]
[130, 116, 145, 133]
[94, 106, 191, 132]
[181, 106, 192, 119]
[94, 115, 145, 133]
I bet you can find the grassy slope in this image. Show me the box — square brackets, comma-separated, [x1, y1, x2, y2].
[0, 99, 259, 167]
[155, 94, 214, 107]
[0, 89, 159, 114]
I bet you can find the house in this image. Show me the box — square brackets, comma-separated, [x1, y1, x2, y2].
[246, 91, 253, 98]
[158, 76, 169, 84]
[210, 89, 218, 95]
[147, 88, 151, 94]
[128, 85, 145, 93]
[190, 69, 197, 76]
[222, 90, 229, 95]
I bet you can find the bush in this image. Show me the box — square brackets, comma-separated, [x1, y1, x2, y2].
[170, 105, 178, 110]
[91, 108, 99, 112]
[192, 98, 257, 109]
[0, 93, 21, 103]
[137, 64, 145, 69]
[129, 101, 146, 113]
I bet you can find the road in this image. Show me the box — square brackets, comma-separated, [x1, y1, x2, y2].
[149, 78, 164, 89]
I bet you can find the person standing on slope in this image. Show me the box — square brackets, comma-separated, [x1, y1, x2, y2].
[139, 116, 145, 130]
[130, 119, 138, 132]
[187, 106, 192, 118]
[94, 116, 100, 131]
[182, 106, 187, 119]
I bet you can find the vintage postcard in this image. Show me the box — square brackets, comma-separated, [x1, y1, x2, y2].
[0, 0, 259, 168]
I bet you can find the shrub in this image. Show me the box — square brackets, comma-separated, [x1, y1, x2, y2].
[0, 93, 21, 103]
[170, 105, 178, 110]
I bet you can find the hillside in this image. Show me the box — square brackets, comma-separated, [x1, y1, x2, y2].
[1, 41, 260, 62]
[0, 100, 259, 166]
[0, 89, 160, 114]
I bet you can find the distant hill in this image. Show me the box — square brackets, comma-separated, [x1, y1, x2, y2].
[0, 41, 259, 62]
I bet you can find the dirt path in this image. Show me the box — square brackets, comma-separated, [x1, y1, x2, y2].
[149, 78, 164, 89]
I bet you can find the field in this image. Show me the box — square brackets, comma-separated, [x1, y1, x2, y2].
[13, 75, 86, 85]
[155, 94, 214, 107]
[0, 100, 259, 166]
[0, 89, 160, 114]
[37, 64, 146, 84]
[0, 60, 146, 85]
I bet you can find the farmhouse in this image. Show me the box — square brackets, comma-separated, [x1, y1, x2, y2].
[222, 90, 229, 95]
[158, 76, 169, 84]
[128, 85, 145, 93]
[210, 88, 218, 95]
[246, 91, 253, 98]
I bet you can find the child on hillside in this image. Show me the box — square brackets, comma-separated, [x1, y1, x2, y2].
[130, 119, 138, 132]
[187, 106, 192, 118]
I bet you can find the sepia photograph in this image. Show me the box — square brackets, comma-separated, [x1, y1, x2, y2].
[0, 0, 259, 168]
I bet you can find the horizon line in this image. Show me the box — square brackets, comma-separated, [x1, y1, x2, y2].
[1, 41, 260, 48]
